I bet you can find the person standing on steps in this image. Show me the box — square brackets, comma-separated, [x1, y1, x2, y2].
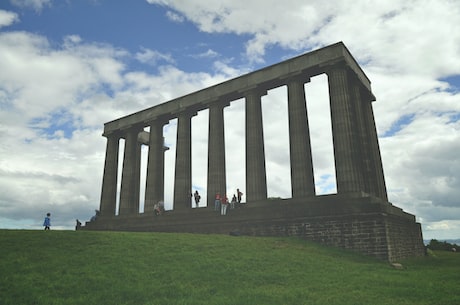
[193, 190, 201, 208]
[214, 192, 221, 211]
[221, 195, 229, 215]
[237, 188, 244, 204]
[43, 213, 51, 230]
[230, 194, 237, 209]
[154, 200, 165, 215]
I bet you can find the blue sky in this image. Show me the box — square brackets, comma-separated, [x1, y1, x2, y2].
[1, 0, 460, 240]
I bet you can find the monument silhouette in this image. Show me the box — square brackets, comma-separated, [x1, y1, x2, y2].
[80, 42, 425, 262]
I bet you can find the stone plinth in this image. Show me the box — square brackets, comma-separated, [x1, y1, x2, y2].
[81, 194, 425, 262]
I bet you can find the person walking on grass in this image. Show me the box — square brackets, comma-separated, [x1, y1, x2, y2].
[43, 213, 51, 230]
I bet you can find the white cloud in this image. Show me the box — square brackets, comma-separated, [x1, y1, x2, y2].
[148, 0, 460, 72]
[10, 0, 52, 12]
[135, 47, 175, 66]
[165, 10, 184, 23]
[193, 48, 218, 59]
[424, 220, 460, 240]
[0, 32, 124, 120]
[0, 10, 19, 29]
[212, 60, 247, 78]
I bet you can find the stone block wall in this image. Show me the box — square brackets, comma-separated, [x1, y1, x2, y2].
[384, 214, 426, 261]
[236, 213, 425, 261]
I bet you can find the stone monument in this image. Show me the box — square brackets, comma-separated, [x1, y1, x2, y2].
[80, 42, 426, 262]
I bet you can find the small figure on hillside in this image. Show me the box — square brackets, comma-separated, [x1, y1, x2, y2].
[214, 192, 221, 211]
[194, 190, 201, 208]
[230, 194, 237, 209]
[76, 219, 82, 230]
[221, 195, 229, 215]
[43, 213, 51, 230]
[237, 188, 244, 204]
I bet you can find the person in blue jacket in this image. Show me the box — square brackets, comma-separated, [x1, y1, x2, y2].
[43, 213, 51, 230]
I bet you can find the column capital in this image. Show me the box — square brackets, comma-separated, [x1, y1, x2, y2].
[322, 60, 351, 75]
[102, 130, 122, 139]
[176, 109, 198, 119]
[143, 116, 170, 127]
[208, 99, 231, 109]
[240, 86, 268, 98]
[324, 61, 375, 101]
[351, 78, 376, 102]
[281, 72, 311, 85]
[119, 124, 144, 139]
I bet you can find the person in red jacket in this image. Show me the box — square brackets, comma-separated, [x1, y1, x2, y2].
[221, 195, 229, 215]
[214, 192, 221, 211]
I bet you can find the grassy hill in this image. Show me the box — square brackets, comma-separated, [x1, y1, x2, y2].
[1, 230, 459, 305]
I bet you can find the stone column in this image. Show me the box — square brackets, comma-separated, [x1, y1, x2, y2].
[362, 95, 388, 201]
[350, 80, 373, 195]
[119, 126, 142, 215]
[144, 120, 168, 213]
[287, 77, 316, 197]
[134, 141, 142, 211]
[173, 111, 195, 210]
[99, 133, 120, 216]
[245, 89, 268, 202]
[207, 101, 229, 207]
[327, 65, 364, 194]
[159, 140, 169, 205]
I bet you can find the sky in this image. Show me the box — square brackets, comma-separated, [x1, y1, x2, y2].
[0, 0, 459, 240]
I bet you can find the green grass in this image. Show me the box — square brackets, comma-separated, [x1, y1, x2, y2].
[1, 230, 459, 305]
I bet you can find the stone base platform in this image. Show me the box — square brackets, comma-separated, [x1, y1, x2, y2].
[80, 193, 425, 262]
